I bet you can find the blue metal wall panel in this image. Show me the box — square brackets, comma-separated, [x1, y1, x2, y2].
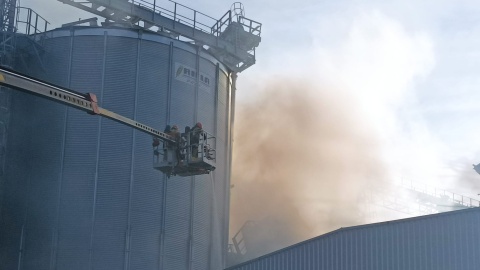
[42, 37, 72, 86]
[129, 39, 169, 269]
[1, 96, 28, 268]
[56, 35, 104, 267]
[227, 209, 480, 270]
[92, 35, 138, 269]
[22, 96, 66, 270]
[216, 72, 228, 141]
[170, 48, 195, 126]
[193, 176, 212, 270]
[197, 59, 216, 134]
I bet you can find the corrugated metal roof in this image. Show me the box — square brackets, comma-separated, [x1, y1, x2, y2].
[227, 207, 480, 270]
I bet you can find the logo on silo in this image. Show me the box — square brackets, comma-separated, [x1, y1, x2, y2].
[174, 62, 212, 93]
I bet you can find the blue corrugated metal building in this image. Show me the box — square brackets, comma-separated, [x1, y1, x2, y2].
[226, 208, 480, 270]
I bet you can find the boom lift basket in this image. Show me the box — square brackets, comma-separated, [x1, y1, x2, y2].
[153, 130, 216, 177]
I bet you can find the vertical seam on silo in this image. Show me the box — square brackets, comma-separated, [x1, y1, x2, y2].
[51, 30, 75, 270]
[50, 32, 73, 269]
[160, 41, 174, 270]
[166, 42, 174, 124]
[194, 46, 199, 123]
[188, 45, 201, 270]
[124, 33, 142, 270]
[223, 71, 232, 269]
[89, 31, 107, 270]
[18, 95, 36, 269]
[213, 64, 219, 138]
[0, 88, 11, 222]
[188, 176, 195, 270]
[160, 175, 168, 270]
[224, 72, 237, 267]
[17, 218, 27, 270]
[207, 63, 220, 270]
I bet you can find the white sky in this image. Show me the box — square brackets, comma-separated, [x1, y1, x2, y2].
[20, 0, 480, 197]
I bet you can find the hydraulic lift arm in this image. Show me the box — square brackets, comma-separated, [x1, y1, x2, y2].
[0, 67, 175, 143]
[0, 67, 216, 177]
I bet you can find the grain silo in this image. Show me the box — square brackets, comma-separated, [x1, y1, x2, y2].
[0, 1, 261, 269]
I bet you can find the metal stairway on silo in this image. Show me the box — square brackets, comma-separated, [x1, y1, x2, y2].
[58, 0, 262, 72]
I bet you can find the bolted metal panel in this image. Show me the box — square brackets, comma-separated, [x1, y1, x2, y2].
[0, 92, 32, 269]
[22, 98, 66, 269]
[197, 58, 216, 134]
[42, 37, 73, 86]
[192, 176, 213, 269]
[164, 177, 191, 268]
[55, 34, 104, 266]
[170, 47, 195, 126]
[91, 35, 138, 269]
[219, 70, 232, 261]
[226, 208, 480, 270]
[129, 38, 169, 269]
[216, 72, 228, 141]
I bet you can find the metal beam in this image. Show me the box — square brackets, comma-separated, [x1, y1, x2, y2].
[57, 0, 261, 72]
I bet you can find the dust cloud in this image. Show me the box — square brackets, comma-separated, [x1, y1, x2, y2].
[230, 79, 387, 259]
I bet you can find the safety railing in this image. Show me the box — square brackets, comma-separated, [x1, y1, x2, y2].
[211, 11, 262, 37]
[232, 220, 256, 255]
[182, 129, 216, 163]
[128, 0, 261, 38]
[400, 179, 480, 208]
[153, 129, 216, 163]
[15, 7, 49, 35]
[129, 0, 217, 34]
[237, 16, 261, 36]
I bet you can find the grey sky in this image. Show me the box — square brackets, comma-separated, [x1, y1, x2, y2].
[20, 0, 480, 196]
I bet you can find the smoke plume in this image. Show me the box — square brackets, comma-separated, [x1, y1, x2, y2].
[230, 79, 387, 258]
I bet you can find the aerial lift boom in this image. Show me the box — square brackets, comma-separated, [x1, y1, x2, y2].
[0, 67, 216, 177]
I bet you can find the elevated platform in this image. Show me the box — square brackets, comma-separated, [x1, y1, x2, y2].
[58, 0, 262, 72]
[0, 7, 49, 70]
[153, 129, 216, 177]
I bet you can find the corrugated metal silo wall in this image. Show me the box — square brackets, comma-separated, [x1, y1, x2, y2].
[226, 208, 480, 270]
[0, 27, 232, 270]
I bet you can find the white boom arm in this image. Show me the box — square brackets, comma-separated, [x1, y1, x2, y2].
[0, 67, 175, 143]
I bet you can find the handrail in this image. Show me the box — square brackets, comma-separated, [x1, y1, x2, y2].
[58, 0, 261, 72]
[211, 13, 262, 37]
[129, 0, 218, 35]
[168, 0, 217, 21]
[211, 10, 231, 36]
[238, 16, 262, 35]
[400, 179, 480, 208]
[128, 0, 261, 39]
[15, 7, 49, 35]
